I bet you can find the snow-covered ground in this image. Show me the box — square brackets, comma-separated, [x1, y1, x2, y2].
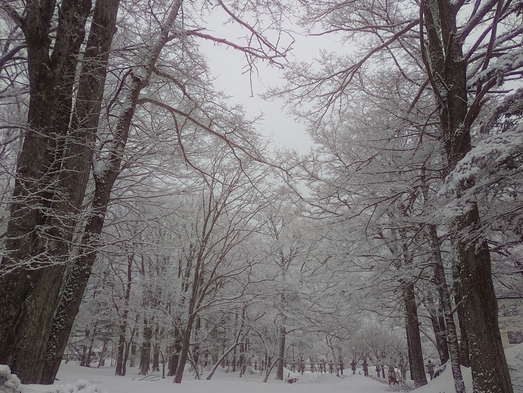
[2, 343, 522, 393]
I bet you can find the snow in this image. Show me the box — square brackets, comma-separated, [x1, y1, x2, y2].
[2, 343, 522, 393]
[439, 129, 523, 198]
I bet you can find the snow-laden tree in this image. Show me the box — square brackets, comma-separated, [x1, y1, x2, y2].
[273, 0, 522, 391]
[0, 0, 292, 384]
[280, 65, 448, 387]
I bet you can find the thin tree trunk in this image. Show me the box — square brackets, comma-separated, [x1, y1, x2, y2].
[115, 254, 134, 376]
[428, 224, 465, 393]
[276, 326, 286, 381]
[453, 258, 470, 367]
[129, 341, 137, 368]
[115, 331, 127, 376]
[263, 357, 281, 382]
[167, 327, 182, 377]
[98, 341, 109, 368]
[428, 311, 449, 365]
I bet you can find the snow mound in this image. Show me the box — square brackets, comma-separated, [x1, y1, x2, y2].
[37, 379, 102, 393]
[505, 343, 523, 392]
[412, 343, 523, 393]
[0, 367, 103, 393]
[0, 365, 21, 393]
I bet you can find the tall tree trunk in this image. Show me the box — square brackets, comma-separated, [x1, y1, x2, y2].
[428, 225, 465, 393]
[428, 311, 449, 365]
[115, 331, 127, 376]
[39, 0, 181, 383]
[403, 282, 428, 388]
[0, 0, 94, 383]
[40, 1, 120, 381]
[422, 0, 513, 390]
[98, 341, 109, 368]
[130, 342, 137, 368]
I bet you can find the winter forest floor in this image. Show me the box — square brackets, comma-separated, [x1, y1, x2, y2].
[3, 343, 522, 393]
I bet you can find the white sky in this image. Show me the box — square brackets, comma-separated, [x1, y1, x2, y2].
[207, 48, 310, 152]
[197, 13, 324, 154]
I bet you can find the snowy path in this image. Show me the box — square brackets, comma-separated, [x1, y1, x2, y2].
[15, 344, 523, 393]
[46, 364, 391, 393]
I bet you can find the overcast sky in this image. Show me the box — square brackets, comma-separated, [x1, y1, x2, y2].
[198, 13, 324, 154]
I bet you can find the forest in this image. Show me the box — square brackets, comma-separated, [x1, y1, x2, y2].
[0, 1, 522, 392]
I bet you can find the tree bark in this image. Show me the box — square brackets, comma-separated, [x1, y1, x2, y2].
[428, 311, 449, 365]
[139, 321, 153, 375]
[173, 323, 194, 383]
[428, 224, 465, 393]
[115, 254, 134, 376]
[39, 0, 121, 382]
[422, 0, 514, 390]
[276, 326, 286, 380]
[167, 327, 182, 377]
[0, 0, 95, 383]
[456, 204, 513, 393]
[403, 282, 428, 388]
[40, 0, 181, 383]
[453, 256, 471, 367]
[153, 342, 160, 372]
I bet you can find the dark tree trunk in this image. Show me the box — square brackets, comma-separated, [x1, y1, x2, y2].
[174, 324, 194, 383]
[39, 0, 121, 382]
[41, 1, 183, 382]
[153, 342, 160, 372]
[168, 328, 182, 377]
[139, 322, 153, 375]
[0, 0, 120, 384]
[427, 224, 465, 393]
[0, 0, 93, 383]
[276, 326, 286, 381]
[168, 352, 180, 377]
[80, 345, 88, 367]
[422, 0, 513, 390]
[130, 342, 137, 368]
[232, 346, 237, 372]
[456, 204, 513, 393]
[115, 254, 133, 376]
[98, 341, 109, 368]
[115, 333, 127, 376]
[428, 312, 449, 365]
[453, 259, 471, 367]
[403, 282, 428, 388]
